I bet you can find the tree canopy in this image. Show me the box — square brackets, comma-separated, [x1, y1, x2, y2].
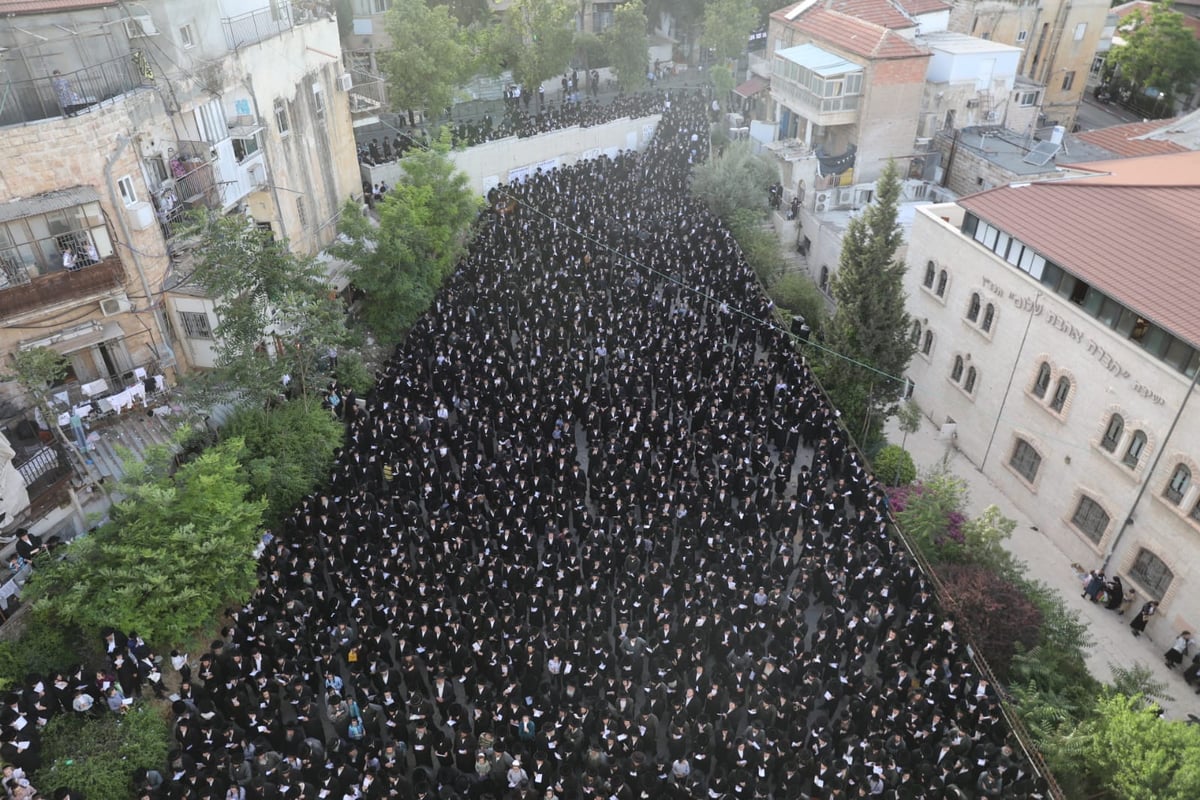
[25, 438, 266, 646]
[701, 0, 758, 62]
[691, 140, 776, 222]
[493, 0, 575, 90]
[819, 160, 915, 442]
[333, 134, 479, 346]
[185, 211, 350, 405]
[605, 0, 649, 92]
[384, 0, 474, 122]
[1107, 1, 1200, 108]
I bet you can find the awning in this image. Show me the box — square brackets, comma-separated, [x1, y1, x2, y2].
[776, 43, 862, 77]
[19, 320, 125, 355]
[734, 76, 769, 98]
[0, 186, 100, 224]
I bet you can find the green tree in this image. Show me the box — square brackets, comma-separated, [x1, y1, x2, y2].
[768, 271, 827, 334]
[333, 133, 480, 346]
[889, 471, 968, 563]
[701, 0, 757, 62]
[605, 1, 649, 91]
[185, 211, 351, 406]
[222, 400, 342, 527]
[874, 443, 915, 486]
[819, 159, 914, 441]
[4, 347, 69, 439]
[384, 0, 473, 125]
[1074, 693, 1200, 798]
[1107, 1, 1200, 110]
[34, 703, 171, 800]
[24, 438, 266, 646]
[433, 0, 494, 27]
[691, 140, 776, 222]
[493, 0, 575, 91]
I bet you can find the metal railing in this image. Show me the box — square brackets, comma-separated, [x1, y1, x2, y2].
[222, 3, 296, 49]
[0, 229, 104, 288]
[0, 255, 124, 321]
[0, 53, 151, 128]
[15, 445, 65, 487]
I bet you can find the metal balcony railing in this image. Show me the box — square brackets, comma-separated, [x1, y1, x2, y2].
[0, 255, 124, 321]
[0, 53, 151, 128]
[222, 3, 296, 49]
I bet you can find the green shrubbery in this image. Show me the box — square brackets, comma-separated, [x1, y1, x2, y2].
[34, 703, 170, 800]
[872, 443, 915, 487]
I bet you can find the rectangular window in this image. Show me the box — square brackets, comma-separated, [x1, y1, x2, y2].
[232, 133, 261, 163]
[1074, 22, 1087, 41]
[179, 23, 195, 49]
[117, 176, 138, 206]
[1061, 71, 1076, 92]
[296, 196, 308, 230]
[1010, 438, 1042, 482]
[1016, 30, 1028, 43]
[1071, 496, 1109, 542]
[1129, 548, 1172, 600]
[1018, 91, 1039, 106]
[313, 83, 326, 118]
[179, 310, 213, 339]
[274, 100, 290, 135]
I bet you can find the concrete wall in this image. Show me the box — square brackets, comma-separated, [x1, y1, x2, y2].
[166, 296, 221, 370]
[363, 115, 663, 197]
[856, 57, 929, 184]
[903, 203, 1200, 634]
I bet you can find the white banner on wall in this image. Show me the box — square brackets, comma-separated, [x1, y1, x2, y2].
[536, 158, 560, 174]
[507, 166, 533, 184]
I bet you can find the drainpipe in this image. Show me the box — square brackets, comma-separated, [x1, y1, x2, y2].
[104, 134, 176, 367]
[1101, 365, 1200, 571]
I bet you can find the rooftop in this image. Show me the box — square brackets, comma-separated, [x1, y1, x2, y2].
[0, 0, 113, 12]
[1071, 118, 1188, 159]
[775, 5, 929, 59]
[958, 150, 1200, 347]
[918, 30, 1023, 55]
[947, 126, 1115, 178]
[1111, 0, 1200, 37]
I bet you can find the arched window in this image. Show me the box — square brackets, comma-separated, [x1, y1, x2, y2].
[1050, 376, 1071, 412]
[951, 355, 965, 382]
[1123, 430, 1147, 468]
[981, 303, 995, 332]
[966, 292, 981, 322]
[1071, 495, 1110, 543]
[1129, 548, 1173, 600]
[1165, 464, 1191, 505]
[1010, 438, 1042, 481]
[1032, 362, 1051, 398]
[1100, 414, 1124, 452]
[964, 366, 977, 394]
[935, 270, 948, 297]
[924, 261, 936, 288]
[910, 320, 922, 345]
[819, 265, 830, 292]
[922, 330, 933, 355]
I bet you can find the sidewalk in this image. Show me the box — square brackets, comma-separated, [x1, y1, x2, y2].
[885, 414, 1200, 721]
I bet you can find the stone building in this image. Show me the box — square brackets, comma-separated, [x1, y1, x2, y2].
[902, 151, 1200, 634]
[947, 0, 1110, 130]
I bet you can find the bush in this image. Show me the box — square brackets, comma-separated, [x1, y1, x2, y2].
[737, 224, 786, 284]
[34, 702, 171, 800]
[334, 350, 375, 397]
[222, 400, 343, 526]
[889, 473, 968, 562]
[691, 141, 776, 222]
[938, 563, 1043, 681]
[768, 271, 827, 333]
[874, 444, 916, 486]
[0, 617, 85, 690]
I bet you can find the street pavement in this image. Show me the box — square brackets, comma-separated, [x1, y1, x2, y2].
[883, 414, 1200, 721]
[1074, 92, 1147, 132]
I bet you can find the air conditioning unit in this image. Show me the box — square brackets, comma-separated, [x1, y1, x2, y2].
[814, 190, 832, 213]
[966, 98, 979, 108]
[338, 73, 353, 91]
[124, 15, 159, 37]
[100, 296, 133, 316]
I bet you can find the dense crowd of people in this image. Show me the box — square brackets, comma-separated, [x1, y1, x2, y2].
[3, 94, 1046, 800]
[357, 88, 674, 169]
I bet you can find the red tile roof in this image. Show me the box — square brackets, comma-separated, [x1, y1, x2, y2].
[792, 7, 928, 59]
[0, 0, 114, 13]
[1071, 119, 1188, 159]
[828, 0, 914, 29]
[1111, 0, 1200, 37]
[959, 151, 1200, 346]
[894, 0, 951, 15]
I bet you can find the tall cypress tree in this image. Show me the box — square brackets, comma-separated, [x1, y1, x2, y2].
[819, 160, 915, 444]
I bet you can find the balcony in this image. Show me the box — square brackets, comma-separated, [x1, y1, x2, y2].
[0, 256, 124, 321]
[0, 53, 151, 128]
[221, 1, 334, 50]
[771, 76, 861, 128]
[772, 44, 863, 129]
